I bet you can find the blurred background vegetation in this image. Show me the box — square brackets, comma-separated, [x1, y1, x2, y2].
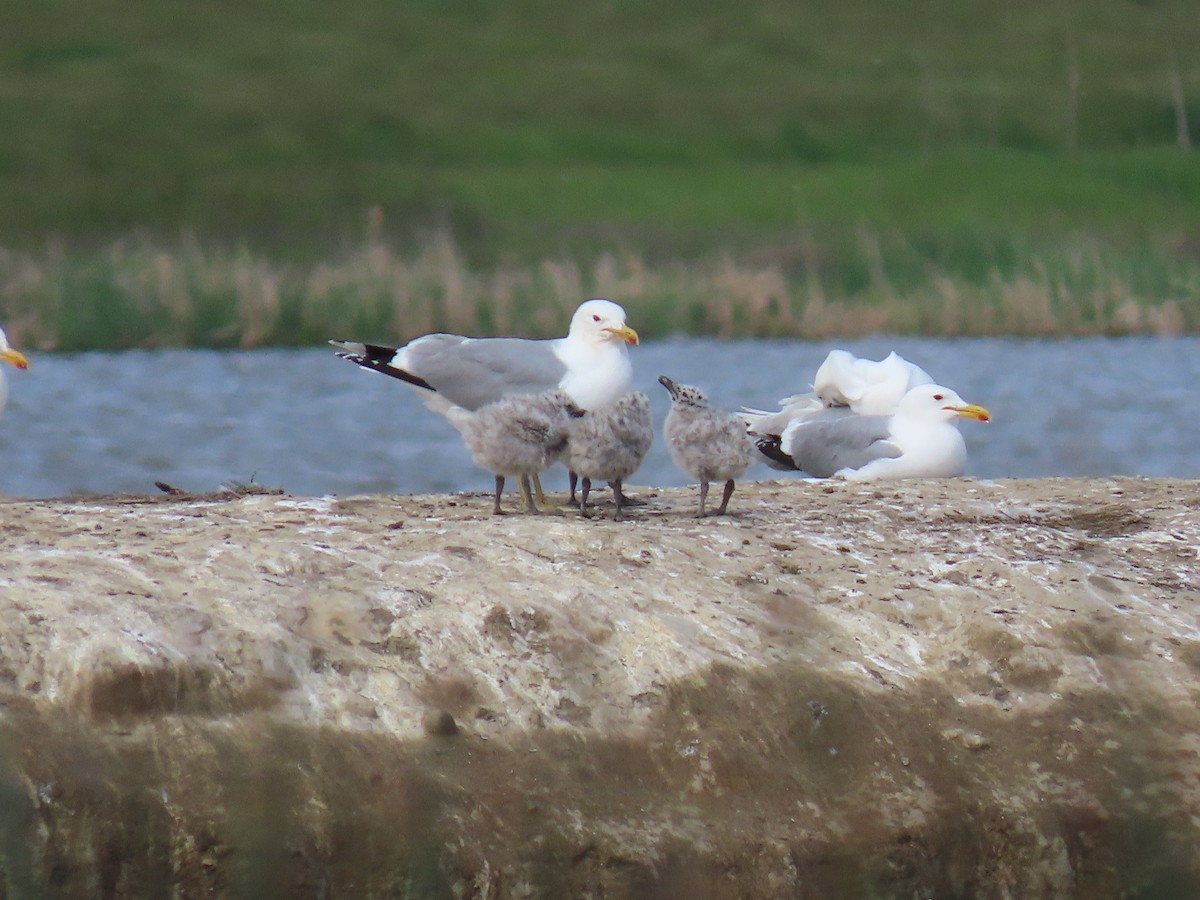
[1, 0, 1198, 347]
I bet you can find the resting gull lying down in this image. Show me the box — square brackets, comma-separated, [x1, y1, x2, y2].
[0, 326, 30, 422]
[755, 383, 991, 482]
[659, 375, 756, 517]
[567, 391, 654, 522]
[331, 298, 638, 502]
[813, 349, 933, 414]
[446, 390, 584, 515]
[743, 349, 935, 470]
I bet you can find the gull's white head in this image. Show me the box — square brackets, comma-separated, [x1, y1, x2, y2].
[896, 384, 991, 423]
[0, 327, 29, 371]
[567, 299, 639, 347]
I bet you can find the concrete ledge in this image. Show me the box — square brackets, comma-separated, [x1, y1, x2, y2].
[1, 478, 1198, 897]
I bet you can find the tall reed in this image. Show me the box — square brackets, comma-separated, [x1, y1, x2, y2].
[0, 225, 1194, 351]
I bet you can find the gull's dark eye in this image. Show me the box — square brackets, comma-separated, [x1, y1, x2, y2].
[592, 314, 601, 322]
[933, 393, 944, 401]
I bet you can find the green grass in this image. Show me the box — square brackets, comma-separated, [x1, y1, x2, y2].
[1, 0, 1199, 343]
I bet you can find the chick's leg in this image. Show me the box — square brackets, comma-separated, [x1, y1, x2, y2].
[492, 475, 507, 516]
[712, 479, 736, 516]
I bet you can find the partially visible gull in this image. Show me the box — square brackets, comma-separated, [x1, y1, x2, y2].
[659, 375, 756, 517]
[813, 349, 933, 414]
[446, 390, 584, 515]
[0, 326, 30, 422]
[567, 391, 654, 522]
[743, 349, 934, 470]
[755, 383, 991, 482]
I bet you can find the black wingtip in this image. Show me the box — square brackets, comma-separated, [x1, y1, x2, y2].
[755, 436, 798, 470]
[331, 341, 401, 365]
[332, 343, 436, 392]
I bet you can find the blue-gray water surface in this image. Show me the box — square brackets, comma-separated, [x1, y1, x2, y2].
[1, 336, 1197, 499]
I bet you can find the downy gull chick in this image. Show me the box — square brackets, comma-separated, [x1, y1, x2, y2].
[659, 375, 756, 517]
[567, 391, 653, 521]
[447, 390, 584, 514]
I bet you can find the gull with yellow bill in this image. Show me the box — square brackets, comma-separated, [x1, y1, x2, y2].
[755, 384, 992, 482]
[0, 326, 29, 425]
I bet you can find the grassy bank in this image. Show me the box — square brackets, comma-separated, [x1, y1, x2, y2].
[1, 221, 1192, 351]
[3, 0, 1198, 245]
[2, 1, 1198, 343]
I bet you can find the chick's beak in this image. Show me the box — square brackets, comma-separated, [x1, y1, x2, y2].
[1, 348, 28, 370]
[605, 324, 639, 345]
[949, 403, 991, 423]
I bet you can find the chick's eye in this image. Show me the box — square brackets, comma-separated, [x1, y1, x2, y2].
[592, 314, 601, 322]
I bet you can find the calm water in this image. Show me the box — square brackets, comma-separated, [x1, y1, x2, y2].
[1, 336, 1197, 499]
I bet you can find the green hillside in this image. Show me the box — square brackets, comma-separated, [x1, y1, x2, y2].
[1, 0, 1198, 344]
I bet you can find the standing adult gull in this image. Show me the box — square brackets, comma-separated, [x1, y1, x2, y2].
[756, 383, 991, 481]
[331, 298, 639, 501]
[0, 326, 30, 424]
[660, 375, 756, 517]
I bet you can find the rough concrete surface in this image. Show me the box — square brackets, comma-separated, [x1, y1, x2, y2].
[0, 477, 1198, 898]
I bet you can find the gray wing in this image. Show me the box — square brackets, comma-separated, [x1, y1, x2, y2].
[400, 335, 569, 410]
[783, 413, 900, 478]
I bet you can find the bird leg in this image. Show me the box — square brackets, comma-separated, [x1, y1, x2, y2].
[713, 479, 736, 516]
[612, 478, 626, 522]
[518, 475, 540, 514]
[492, 475, 507, 516]
[696, 481, 709, 518]
[567, 470, 580, 507]
[579, 477, 594, 518]
[530, 472, 561, 512]
[614, 484, 646, 507]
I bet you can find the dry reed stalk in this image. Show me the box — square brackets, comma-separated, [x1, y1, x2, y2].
[421, 230, 472, 334]
[1113, 299, 1144, 332]
[932, 272, 963, 335]
[540, 260, 582, 306]
[997, 265, 1058, 335]
[591, 251, 650, 302]
[0, 248, 49, 345]
[381, 259, 419, 338]
[856, 225, 895, 299]
[482, 266, 526, 335]
[0, 228, 1196, 348]
[711, 255, 793, 333]
[1147, 300, 1184, 335]
[149, 249, 197, 340]
[233, 252, 281, 348]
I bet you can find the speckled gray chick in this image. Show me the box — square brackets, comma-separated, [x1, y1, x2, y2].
[659, 375, 756, 517]
[448, 390, 583, 515]
[567, 391, 654, 521]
